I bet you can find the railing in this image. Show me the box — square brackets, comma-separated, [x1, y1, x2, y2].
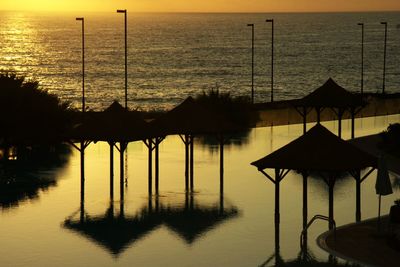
[300, 214, 336, 248]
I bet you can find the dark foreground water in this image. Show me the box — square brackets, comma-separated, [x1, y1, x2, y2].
[0, 115, 399, 267]
[1, 12, 399, 111]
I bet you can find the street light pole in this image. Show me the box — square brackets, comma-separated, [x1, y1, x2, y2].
[358, 23, 364, 96]
[247, 23, 254, 104]
[76, 17, 85, 113]
[117, 9, 128, 109]
[381, 22, 387, 94]
[266, 19, 274, 102]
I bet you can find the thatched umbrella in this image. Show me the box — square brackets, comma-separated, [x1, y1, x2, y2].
[294, 78, 365, 138]
[251, 124, 377, 230]
[150, 96, 240, 192]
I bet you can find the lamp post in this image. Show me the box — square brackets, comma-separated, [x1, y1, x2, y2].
[117, 9, 128, 109]
[266, 19, 274, 102]
[381, 22, 387, 94]
[247, 23, 254, 104]
[76, 17, 85, 220]
[76, 17, 85, 113]
[358, 23, 364, 96]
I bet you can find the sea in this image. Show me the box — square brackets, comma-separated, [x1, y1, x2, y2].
[0, 11, 400, 111]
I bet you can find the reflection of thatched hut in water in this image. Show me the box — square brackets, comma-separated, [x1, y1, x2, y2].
[63, 196, 239, 256]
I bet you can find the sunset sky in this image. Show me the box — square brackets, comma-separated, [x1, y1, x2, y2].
[1, 0, 400, 12]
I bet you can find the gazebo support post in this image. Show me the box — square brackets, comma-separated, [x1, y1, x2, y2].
[190, 134, 194, 191]
[316, 107, 321, 124]
[185, 134, 189, 191]
[303, 106, 307, 134]
[302, 172, 308, 230]
[338, 108, 343, 138]
[148, 138, 153, 195]
[80, 141, 85, 213]
[109, 142, 114, 200]
[119, 142, 126, 202]
[351, 107, 356, 139]
[155, 139, 160, 195]
[328, 176, 336, 230]
[355, 170, 361, 222]
[219, 133, 224, 195]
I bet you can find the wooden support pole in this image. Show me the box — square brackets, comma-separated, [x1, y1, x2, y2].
[148, 138, 153, 195]
[220, 134, 224, 195]
[120, 142, 125, 202]
[275, 168, 280, 226]
[185, 134, 189, 191]
[110, 142, 114, 201]
[190, 135, 194, 191]
[80, 141, 85, 222]
[351, 108, 355, 139]
[303, 106, 307, 134]
[338, 109, 343, 138]
[316, 108, 321, 124]
[155, 140, 159, 195]
[329, 178, 335, 230]
[356, 170, 361, 222]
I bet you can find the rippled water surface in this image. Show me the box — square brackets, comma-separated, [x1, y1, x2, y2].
[1, 12, 399, 111]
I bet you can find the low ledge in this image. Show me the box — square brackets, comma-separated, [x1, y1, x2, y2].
[317, 215, 399, 267]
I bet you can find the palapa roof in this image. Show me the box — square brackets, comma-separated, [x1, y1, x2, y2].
[63, 208, 161, 256]
[296, 78, 364, 109]
[64, 201, 239, 254]
[162, 205, 239, 244]
[150, 96, 239, 136]
[251, 124, 377, 172]
[70, 101, 149, 142]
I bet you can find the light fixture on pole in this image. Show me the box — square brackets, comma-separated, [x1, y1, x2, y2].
[117, 9, 128, 109]
[266, 19, 274, 102]
[247, 23, 255, 104]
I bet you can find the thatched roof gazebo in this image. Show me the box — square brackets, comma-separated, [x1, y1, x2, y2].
[68, 101, 149, 203]
[294, 78, 365, 138]
[251, 124, 377, 231]
[150, 96, 242, 193]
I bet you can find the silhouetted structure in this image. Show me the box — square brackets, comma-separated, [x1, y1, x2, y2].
[63, 193, 239, 255]
[150, 96, 243, 192]
[251, 124, 377, 231]
[294, 78, 365, 138]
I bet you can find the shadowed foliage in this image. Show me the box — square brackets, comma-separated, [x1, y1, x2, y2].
[195, 88, 255, 129]
[0, 72, 71, 145]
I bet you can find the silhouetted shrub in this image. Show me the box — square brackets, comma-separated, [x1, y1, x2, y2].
[0, 72, 71, 145]
[194, 87, 254, 128]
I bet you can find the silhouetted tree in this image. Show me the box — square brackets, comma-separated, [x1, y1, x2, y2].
[0, 72, 71, 145]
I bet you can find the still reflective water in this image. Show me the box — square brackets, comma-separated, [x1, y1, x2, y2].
[0, 115, 399, 266]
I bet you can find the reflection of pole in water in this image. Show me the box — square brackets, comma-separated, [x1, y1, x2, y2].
[125, 149, 128, 186]
[270, 126, 273, 152]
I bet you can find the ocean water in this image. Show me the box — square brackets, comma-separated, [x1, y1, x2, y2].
[1, 11, 400, 111]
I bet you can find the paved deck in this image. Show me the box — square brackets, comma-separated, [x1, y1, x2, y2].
[318, 216, 400, 267]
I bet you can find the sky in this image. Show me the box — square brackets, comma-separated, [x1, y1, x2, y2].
[1, 0, 400, 12]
